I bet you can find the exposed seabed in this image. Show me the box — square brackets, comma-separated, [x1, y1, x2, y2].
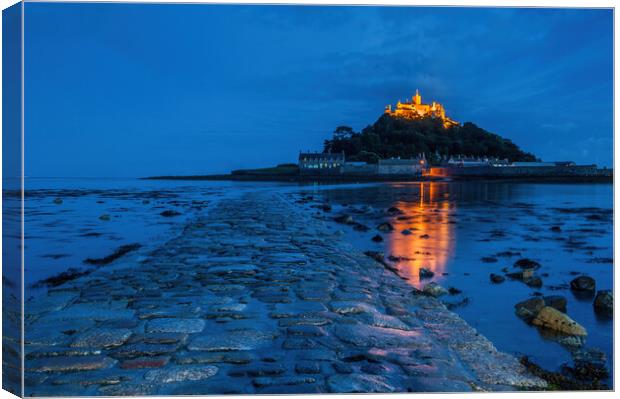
[22, 191, 546, 395]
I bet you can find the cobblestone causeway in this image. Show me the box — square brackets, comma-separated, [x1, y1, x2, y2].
[23, 191, 546, 395]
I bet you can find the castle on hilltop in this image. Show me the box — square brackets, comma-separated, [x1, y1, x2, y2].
[384, 89, 459, 128]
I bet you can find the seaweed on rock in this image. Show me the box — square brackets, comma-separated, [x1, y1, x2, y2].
[84, 243, 142, 266]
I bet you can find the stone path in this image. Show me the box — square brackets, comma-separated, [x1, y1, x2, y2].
[23, 191, 546, 395]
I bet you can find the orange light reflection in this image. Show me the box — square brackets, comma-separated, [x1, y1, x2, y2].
[386, 182, 455, 288]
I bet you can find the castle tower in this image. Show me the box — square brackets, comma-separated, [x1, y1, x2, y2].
[413, 89, 422, 105]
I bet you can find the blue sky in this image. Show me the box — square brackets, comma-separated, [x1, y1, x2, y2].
[25, 4, 613, 177]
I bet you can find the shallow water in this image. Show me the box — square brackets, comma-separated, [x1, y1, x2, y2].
[7, 178, 614, 386]
[299, 181, 613, 382]
[16, 178, 288, 295]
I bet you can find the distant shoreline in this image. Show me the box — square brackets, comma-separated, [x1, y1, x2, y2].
[142, 174, 440, 183]
[142, 173, 612, 184]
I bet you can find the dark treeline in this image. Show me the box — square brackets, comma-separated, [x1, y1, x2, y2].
[323, 114, 537, 164]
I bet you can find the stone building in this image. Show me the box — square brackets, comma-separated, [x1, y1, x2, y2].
[298, 151, 345, 174]
[378, 156, 427, 175]
[447, 156, 509, 167]
[340, 162, 379, 175]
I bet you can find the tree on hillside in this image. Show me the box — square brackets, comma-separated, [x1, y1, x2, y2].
[323, 114, 537, 163]
[333, 126, 355, 140]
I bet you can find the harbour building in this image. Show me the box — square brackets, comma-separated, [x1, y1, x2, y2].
[298, 151, 345, 174]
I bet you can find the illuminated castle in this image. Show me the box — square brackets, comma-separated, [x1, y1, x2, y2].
[384, 89, 459, 128]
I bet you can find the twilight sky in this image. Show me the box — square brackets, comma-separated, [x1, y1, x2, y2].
[25, 3, 613, 177]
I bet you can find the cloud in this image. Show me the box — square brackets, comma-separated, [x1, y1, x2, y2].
[541, 122, 577, 132]
[25, 4, 613, 176]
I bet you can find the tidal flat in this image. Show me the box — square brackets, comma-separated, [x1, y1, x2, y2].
[295, 182, 613, 387]
[3, 179, 612, 395]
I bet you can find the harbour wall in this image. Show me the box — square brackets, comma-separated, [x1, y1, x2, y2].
[429, 165, 612, 178]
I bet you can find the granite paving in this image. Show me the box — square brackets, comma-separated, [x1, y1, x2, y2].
[23, 191, 546, 395]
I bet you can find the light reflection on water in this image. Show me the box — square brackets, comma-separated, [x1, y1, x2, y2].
[4, 178, 614, 387]
[309, 180, 613, 383]
[386, 182, 455, 287]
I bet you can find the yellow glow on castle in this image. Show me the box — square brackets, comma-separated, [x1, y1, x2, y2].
[384, 89, 459, 128]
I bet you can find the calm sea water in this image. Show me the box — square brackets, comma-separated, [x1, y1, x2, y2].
[6, 178, 613, 382]
[300, 181, 613, 381]
[16, 178, 287, 292]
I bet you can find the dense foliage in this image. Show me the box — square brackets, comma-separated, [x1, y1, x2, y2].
[323, 114, 537, 164]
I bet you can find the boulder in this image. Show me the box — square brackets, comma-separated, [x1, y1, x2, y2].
[556, 335, 585, 348]
[352, 223, 370, 232]
[543, 295, 567, 313]
[386, 206, 404, 215]
[570, 276, 595, 292]
[377, 222, 394, 232]
[532, 306, 587, 336]
[593, 290, 612, 316]
[490, 273, 505, 284]
[359, 205, 373, 214]
[419, 268, 434, 279]
[514, 258, 541, 270]
[160, 210, 181, 217]
[515, 298, 544, 322]
[334, 215, 354, 224]
[506, 268, 534, 281]
[443, 297, 469, 310]
[571, 348, 608, 380]
[525, 276, 543, 288]
[423, 282, 448, 297]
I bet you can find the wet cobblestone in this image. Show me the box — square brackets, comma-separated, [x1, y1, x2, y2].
[23, 191, 546, 395]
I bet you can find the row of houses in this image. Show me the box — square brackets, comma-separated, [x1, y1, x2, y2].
[298, 151, 427, 176]
[298, 151, 593, 177]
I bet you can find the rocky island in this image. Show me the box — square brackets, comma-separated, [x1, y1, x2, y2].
[146, 91, 611, 183]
